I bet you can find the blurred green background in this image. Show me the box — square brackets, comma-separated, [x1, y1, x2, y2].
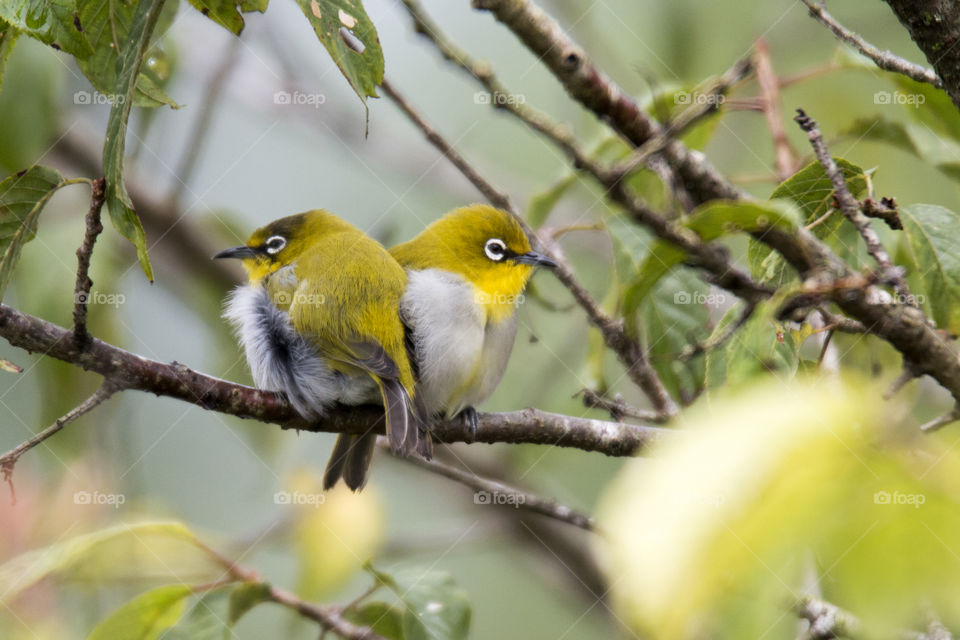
[0, 0, 956, 637]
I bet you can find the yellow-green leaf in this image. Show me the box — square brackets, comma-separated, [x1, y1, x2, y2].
[899, 204, 960, 333]
[0, 0, 92, 57]
[184, 0, 267, 35]
[88, 584, 192, 640]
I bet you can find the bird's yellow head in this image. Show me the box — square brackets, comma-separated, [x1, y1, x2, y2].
[214, 210, 356, 283]
[390, 205, 557, 322]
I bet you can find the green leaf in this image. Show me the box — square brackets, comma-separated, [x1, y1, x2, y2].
[0, 19, 20, 96]
[75, 0, 178, 108]
[704, 301, 797, 389]
[0, 0, 92, 57]
[840, 115, 960, 182]
[368, 566, 471, 640]
[226, 581, 271, 626]
[0, 165, 63, 300]
[526, 173, 576, 229]
[636, 270, 712, 402]
[890, 75, 960, 143]
[0, 522, 217, 600]
[184, 0, 267, 35]
[294, 0, 383, 123]
[624, 199, 800, 310]
[898, 204, 960, 333]
[748, 158, 867, 286]
[158, 588, 232, 640]
[101, 0, 169, 281]
[345, 601, 404, 640]
[88, 584, 192, 640]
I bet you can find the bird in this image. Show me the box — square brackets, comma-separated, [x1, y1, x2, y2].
[390, 204, 557, 452]
[215, 210, 420, 491]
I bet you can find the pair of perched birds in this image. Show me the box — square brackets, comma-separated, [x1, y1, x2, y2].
[215, 205, 556, 491]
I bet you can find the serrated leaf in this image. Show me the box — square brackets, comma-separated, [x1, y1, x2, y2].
[596, 378, 960, 638]
[75, 0, 178, 108]
[748, 158, 867, 286]
[158, 588, 231, 640]
[88, 584, 192, 640]
[0, 522, 217, 600]
[345, 601, 404, 640]
[624, 199, 800, 311]
[368, 566, 471, 640]
[704, 301, 797, 389]
[184, 0, 267, 35]
[898, 204, 960, 333]
[0, 164, 63, 300]
[294, 0, 383, 123]
[101, 0, 168, 281]
[226, 581, 271, 626]
[0, 0, 92, 57]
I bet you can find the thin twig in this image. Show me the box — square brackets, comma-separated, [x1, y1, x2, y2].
[383, 442, 595, 531]
[754, 38, 795, 181]
[0, 382, 117, 496]
[861, 197, 903, 230]
[379, 77, 680, 417]
[576, 388, 667, 423]
[794, 109, 912, 301]
[72, 177, 106, 346]
[884, 364, 919, 399]
[679, 302, 757, 362]
[799, 0, 942, 88]
[921, 407, 960, 433]
[793, 594, 862, 638]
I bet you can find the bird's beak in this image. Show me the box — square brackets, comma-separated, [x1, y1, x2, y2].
[513, 250, 558, 268]
[213, 246, 259, 260]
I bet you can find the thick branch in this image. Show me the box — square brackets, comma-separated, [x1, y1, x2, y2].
[883, 0, 960, 108]
[801, 0, 941, 88]
[0, 304, 665, 456]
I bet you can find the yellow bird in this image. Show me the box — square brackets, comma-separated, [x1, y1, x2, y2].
[215, 210, 420, 491]
[390, 204, 557, 450]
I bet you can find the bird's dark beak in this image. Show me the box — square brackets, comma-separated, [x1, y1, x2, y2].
[513, 250, 558, 268]
[213, 246, 259, 260]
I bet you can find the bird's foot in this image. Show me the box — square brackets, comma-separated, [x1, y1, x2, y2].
[461, 407, 479, 444]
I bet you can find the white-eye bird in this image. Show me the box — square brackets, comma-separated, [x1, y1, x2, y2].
[390, 204, 557, 448]
[215, 210, 420, 491]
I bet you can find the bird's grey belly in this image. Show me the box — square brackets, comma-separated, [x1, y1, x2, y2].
[401, 269, 518, 418]
[223, 284, 378, 420]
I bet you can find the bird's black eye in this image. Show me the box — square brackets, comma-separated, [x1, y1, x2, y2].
[265, 235, 287, 255]
[484, 238, 507, 261]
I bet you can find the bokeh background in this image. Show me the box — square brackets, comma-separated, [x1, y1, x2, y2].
[0, 0, 956, 637]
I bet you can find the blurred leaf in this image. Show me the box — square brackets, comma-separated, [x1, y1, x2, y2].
[748, 158, 867, 286]
[0, 164, 63, 301]
[368, 566, 471, 640]
[841, 115, 960, 182]
[898, 204, 960, 333]
[0, 19, 19, 95]
[88, 584, 192, 640]
[294, 0, 383, 122]
[889, 75, 960, 142]
[704, 301, 797, 389]
[184, 0, 267, 35]
[635, 270, 711, 402]
[345, 601, 404, 640]
[596, 378, 960, 639]
[0, 0, 92, 57]
[0, 39, 61, 171]
[0, 522, 219, 599]
[75, 0, 178, 108]
[644, 84, 724, 150]
[101, 0, 167, 282]
[226, 581, 271, 626]
[526, 174, 576, 229]
[158, 588, 231, 640]
[625, 199, 800, 310]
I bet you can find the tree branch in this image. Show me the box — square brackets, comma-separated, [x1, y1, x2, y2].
[72, 177, 106, 347]
[883, 0, 960, 108]
[801, 0, 942, 88]
[0, 304, 666, 456]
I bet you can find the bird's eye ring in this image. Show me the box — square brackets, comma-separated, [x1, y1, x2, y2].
[265, 235, 287, 255]
[485, 238, 507, 261]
